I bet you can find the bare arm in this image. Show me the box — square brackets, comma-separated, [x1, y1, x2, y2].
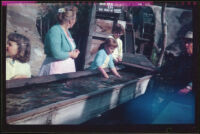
[11, 75, 30, 79]
[98, 67, 109, 78]
[111, 67, 121, 78]
[117, 57, 122, 62]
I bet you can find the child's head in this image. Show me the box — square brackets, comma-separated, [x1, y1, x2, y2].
[104, 38, 118, 54]
[6, 33, 31, 63]
[112, 23, 125, 39]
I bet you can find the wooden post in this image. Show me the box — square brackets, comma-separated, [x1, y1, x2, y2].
[124, 26, 127, 53]
[84, 4, 96, 69]
[40, 16, 42, 40]
[132, 24, 136, 54]
[157, 3, 167, 67]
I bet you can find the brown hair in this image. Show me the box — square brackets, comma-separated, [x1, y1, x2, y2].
[8, 33, 31, 63]
[57, 6, 78, 24]
[112, 23, 125, 35]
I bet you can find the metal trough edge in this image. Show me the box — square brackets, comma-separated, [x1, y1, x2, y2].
[7, 75, 152, 124]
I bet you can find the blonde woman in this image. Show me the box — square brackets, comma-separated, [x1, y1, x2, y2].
[39, 6, 80, 76]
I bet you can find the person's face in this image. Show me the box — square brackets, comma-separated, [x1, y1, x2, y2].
[69, 15, 76, 28]
[184, 39, 193, 55]
[6, 41, 18, 57]
[105, 46, 116, 54]
[113, 32, 122, 39]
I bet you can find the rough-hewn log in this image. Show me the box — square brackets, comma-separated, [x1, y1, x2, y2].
[157, 3, 167, 67]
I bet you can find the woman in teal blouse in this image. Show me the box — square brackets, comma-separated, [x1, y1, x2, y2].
[39, 6, 80, 76]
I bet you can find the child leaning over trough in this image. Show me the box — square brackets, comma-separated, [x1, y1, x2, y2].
[89, 38, 121, 79]
[6, 33, 31, 80]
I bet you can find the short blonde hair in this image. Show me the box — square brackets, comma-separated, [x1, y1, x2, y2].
[104, 38, 118, 48]
[57, 6, 78, 24]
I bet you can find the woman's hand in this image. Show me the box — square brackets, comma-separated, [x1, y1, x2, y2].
[69, 49, 80, 59]
[74, 49, 80, 58]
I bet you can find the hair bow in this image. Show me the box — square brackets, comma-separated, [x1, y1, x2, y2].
[58, 8, 65, 13]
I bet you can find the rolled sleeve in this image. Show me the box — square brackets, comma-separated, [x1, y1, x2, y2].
[95, 50, 104, 67]
[109, 55, 115, 69]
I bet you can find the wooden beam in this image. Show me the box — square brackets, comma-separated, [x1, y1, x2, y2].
[92, 32, 112, 39]
[84, 4, 97, 68]
[6, 66, 125, 89]
[119, 61, 155, 72]
[157, 3, 167, 67]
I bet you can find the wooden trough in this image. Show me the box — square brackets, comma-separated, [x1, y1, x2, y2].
[6, 54, 155, 125]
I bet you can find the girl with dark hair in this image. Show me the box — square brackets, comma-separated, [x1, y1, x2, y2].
[6, 33, 31, 80]
[108, 23, 125, 63]
[39, 5, 80, 76]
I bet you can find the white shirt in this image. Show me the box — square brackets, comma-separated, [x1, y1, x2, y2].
[108, 35, 123, 60]
[6, 58, 31, 80]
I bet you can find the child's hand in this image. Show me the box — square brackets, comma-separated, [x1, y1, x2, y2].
[117, 57, 122, 62]
[116, 74, 122, 78]
[111, 67, 121, 78]
[114, 58, 119, 63]
[104, 74, 109, 79]
[98, 67, 109, 79]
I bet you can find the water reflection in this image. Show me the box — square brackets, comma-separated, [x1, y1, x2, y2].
[82, 78, 195, 124]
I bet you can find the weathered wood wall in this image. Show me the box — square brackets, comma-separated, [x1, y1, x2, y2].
[151, 5, 192, 56]
[6, 4, 46, 76]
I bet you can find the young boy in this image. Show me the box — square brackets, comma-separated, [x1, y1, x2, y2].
[89, 38, 121, 78]
[108, 23, 125, 63]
